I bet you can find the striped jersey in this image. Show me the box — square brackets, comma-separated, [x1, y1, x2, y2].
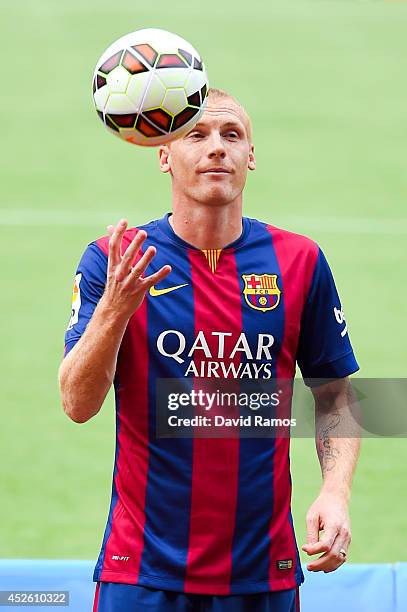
[64, 213, 359, 595]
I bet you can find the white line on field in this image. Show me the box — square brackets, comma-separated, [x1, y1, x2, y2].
[0, 210, 406, 235]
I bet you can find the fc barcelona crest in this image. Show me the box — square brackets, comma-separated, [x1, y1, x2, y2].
[242, 273, 281, 312]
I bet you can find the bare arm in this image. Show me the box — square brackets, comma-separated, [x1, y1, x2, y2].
[58, 219, 171, 423]
[314, 377, 361, 501]
[302, 376, 361, 572]
[58, 296, 129, 423]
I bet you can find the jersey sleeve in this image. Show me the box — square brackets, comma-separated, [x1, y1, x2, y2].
[63, 242, 108, 356]
[296, 247, 359, 386]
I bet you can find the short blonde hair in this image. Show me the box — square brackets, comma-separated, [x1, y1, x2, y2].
[206, 87, 253, 142]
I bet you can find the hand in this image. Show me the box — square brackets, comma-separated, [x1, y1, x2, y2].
[301, 491, 351, 572]
[101, 219, 171, 321]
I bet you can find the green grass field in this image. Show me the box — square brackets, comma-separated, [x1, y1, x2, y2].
[1, 0, 406, 565]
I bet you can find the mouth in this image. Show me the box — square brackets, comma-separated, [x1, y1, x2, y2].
[201, 168, 231, 176]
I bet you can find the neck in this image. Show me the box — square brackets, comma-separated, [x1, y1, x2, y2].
[169, 196, 243, 250]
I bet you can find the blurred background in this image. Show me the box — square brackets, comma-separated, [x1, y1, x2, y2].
[1, 0, 406, 571]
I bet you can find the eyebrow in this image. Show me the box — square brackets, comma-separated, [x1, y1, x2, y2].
[190, 121, 245, 132]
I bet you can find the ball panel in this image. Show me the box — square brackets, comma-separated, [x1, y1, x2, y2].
[124, 134, 140, 145]
[133, 44, 158, 66]
[184, 70, 207, 96]
[106, 93, 137, 114]
[126, 72, 152, 110]
[162, 88, 188, 115]
[187, 91, 201, 107]
[156, 68, 190, 89]
[94, 29, 202, 75]
[172, 106, 199, 131]
[96, 74, 107, 89]
[144, 108, 172, 132]
[94, 85, 110, 112]
[99, 50, 123, 74]
[122, 50, 149, 75]
[136, 115, 164, 137]
[105, 115, 120, 132]
[142, 74, 166, 110]
[168, 103, 206, 140]
[128, 29, 201, 58]
[120, 103, 205, 146]
[178, 49, 193, 66]
[106, 66, 130, 94]
[157, 54, 187, 69]
[107, 113, 138, 128]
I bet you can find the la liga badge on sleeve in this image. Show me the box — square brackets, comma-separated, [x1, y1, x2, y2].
[67, 273, 82, 330]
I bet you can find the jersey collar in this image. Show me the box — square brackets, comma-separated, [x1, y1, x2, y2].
[156, 212, 251, 251]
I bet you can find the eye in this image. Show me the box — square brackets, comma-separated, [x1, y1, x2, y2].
[188, 131, 204, 139]
[225, 131, 239, 139]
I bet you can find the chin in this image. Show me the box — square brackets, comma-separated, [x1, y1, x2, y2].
[198, 187, 235, 207]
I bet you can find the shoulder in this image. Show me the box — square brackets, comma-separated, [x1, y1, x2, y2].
[249, 217, 319, 260]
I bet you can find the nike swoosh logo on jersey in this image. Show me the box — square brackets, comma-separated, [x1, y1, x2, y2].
[149, 283, 188, 297]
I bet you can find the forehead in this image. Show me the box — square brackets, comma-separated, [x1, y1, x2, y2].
[196, 98, 251, 139]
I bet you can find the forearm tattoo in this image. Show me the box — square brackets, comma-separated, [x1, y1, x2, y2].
[316, 411, 341, 473]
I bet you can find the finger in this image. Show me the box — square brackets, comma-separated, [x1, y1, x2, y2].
[107, 225, 115, 245]
[108, 219, 128, 272]
[303, 525, 339, 555]
[306, 551, 340, 573]
[328, 527, 350, 564]
[120, 245, 156, 283]
[120, 230, 147, 274]
[306, 551, 331, 572]
[107, 219, 128, 274]
[142, 265, 172, 288]
[302, 513, 320, 554]
[307, 533, 348, 573]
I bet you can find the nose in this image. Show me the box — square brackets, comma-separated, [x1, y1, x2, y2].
[207, 131, 226, 159]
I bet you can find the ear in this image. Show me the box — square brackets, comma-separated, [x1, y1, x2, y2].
[248, 144, 256, 171]
[159, 145, 171, 173]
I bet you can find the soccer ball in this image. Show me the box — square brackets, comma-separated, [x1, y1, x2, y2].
[92, 28, 209, 146]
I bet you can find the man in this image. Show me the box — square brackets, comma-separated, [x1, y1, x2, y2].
[59, 88, 360, 612]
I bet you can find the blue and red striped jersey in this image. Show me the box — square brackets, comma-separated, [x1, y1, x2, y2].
[64, 213, 358, 595]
